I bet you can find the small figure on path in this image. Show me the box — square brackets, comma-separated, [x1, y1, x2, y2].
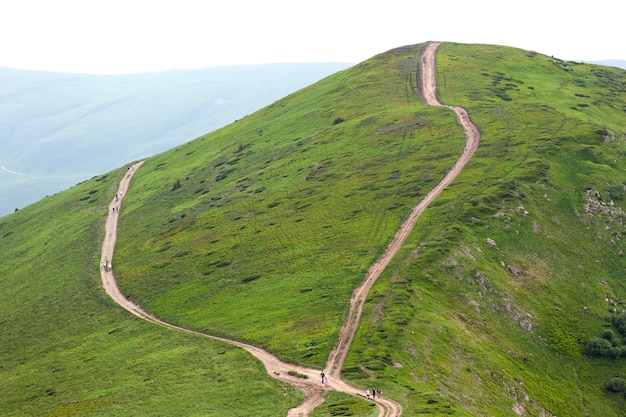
[365, 389, 370, 400]
[372, 388, 376, 399]
[377, 387, 382, 397]
[107, 261, 112, 272]
[320, 370, 326, 384]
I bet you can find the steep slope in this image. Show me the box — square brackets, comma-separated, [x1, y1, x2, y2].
[346, 44, 626, 415]
[3, 42, 626, 417]
[1, 43, 459, 417]
[114, 42, 626, 416]
[98, 42, 467, 417]
[0, 168, 303, 416]
[113, 43, 465, 370]
[0, 63, 351, 216]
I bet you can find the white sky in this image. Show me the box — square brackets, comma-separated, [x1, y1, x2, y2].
[0, 0, 623, 74]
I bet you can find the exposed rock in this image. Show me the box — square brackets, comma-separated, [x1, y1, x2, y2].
[507, 264, 525, 277]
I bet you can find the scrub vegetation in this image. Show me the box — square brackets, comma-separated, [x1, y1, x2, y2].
[1, 42, 626, 416]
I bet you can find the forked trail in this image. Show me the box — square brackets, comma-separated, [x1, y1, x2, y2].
[100, 42, 479, 417]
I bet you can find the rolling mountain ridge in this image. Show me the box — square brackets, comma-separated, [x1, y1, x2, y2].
[1, 42, 626, 416]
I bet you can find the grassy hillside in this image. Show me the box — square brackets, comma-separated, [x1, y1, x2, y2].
[2, 42, 626, 416]
[0, 169, 302, 416]
[113, 44, 465, 368]
[114, 42, 626, 415]
[345, 44, 626, 415]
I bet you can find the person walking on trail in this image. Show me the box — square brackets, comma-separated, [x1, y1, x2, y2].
[372, 388, 376, 399]
[107, 261, 112, 272]
[365, 389, 370, 400]
[320, 371, 326, 384]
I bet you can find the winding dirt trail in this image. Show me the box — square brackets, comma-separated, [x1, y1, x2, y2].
[99, 41, 479, 417]
[323, 41, 480, 410]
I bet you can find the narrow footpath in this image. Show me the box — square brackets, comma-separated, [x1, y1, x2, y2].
[99, 41, 480, 417]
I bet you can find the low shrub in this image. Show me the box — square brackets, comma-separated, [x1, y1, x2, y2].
[606, 376, 626, 393]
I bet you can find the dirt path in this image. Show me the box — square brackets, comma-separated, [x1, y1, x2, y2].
[99, 41, 478, 417]
[323, 41, 480, 412]
[101, 163, 330, 415]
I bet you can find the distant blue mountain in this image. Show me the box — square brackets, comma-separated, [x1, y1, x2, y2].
[584, 60, 626, 70]
[0, 63, 352, 216]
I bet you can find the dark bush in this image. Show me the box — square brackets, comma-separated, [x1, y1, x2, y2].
[609, 346, 624, 359]
[606, 376, 626, 392]
[612, 312, 626, 336]
[240, 274, 261, 284]
[585, 337, 613, 356]
[608, 184, 625, 201]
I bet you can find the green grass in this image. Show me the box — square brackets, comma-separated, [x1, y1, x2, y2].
[2, 41, 626, 416]
[113, 43, 465, 367]
[346, 43, 626, 416]
[309, 391, 378, 417]
[0, 170, 302, 416]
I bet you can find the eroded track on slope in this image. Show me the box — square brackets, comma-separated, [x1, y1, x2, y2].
[100, 41, 479, 417]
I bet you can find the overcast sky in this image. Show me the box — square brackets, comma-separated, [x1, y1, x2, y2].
[0, 0, 623, 74]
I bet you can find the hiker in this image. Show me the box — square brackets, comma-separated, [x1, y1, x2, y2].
[320, 371, 326, 384]
[365, 389, 370, 400]
[107, 261, 112, 272]
[372, 388, 376, 399]
[377, 387, 382, 397]
[100, 260, 106, 270]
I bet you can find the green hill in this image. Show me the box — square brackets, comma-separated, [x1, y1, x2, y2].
[2, 42, 626, 416]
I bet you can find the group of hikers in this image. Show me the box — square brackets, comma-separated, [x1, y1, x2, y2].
[111, 191, 123, 213]
[320, 371, 382, 401]
[100, 258, 112, 272]
[365, 387, 382, 400]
